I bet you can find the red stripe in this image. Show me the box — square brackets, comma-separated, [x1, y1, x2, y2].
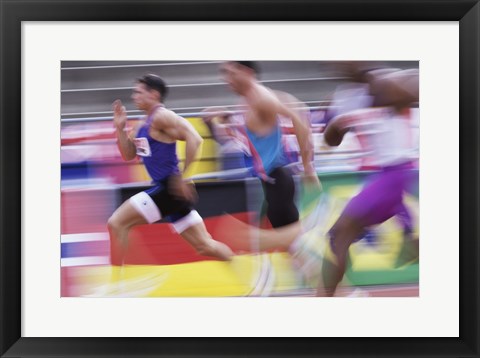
[110, 212, 266, 265]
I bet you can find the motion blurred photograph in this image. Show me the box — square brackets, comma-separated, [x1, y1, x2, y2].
[60, 60, 419, 297]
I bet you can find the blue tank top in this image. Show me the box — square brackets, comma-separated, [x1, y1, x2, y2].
[134, 106, 180, 182]
[245, 124, 287, 175]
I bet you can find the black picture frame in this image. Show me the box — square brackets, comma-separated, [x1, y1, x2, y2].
[1, 0, 478, 357]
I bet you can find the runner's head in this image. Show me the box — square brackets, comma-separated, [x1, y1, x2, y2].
[221, 61, 259, 94]
[132, 74, 168, 110]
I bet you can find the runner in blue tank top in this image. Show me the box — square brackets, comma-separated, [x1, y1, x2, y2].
[210, 61, 321, 253]
[134, 105, 180, 181]
[108, 74, 234, 266]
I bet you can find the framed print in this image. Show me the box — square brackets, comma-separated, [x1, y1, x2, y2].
[1, 0, 479, 357]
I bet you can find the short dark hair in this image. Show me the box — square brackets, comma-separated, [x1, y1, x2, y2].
[232, 61, 259, 74]
[137, 74, 168, 100]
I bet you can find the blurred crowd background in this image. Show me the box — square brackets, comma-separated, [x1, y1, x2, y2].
[61, 61, 419, 185]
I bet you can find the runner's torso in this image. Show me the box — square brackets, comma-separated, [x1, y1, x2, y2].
[134, 105, 180, 182]
[335, 107, 416, 167]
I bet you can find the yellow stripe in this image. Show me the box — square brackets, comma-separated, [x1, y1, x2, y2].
[71, 253, 306, 297]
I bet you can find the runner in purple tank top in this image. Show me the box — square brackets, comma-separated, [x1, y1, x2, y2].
[108, 74, 234, 266]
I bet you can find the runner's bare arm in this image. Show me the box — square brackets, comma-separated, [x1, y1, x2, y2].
[181, 126, 203, 178]
[274, 90, 310, 125]
[113, 99, 141, 161]
[276, 101, 316, 176]
[324, 114, 350, 146]
[367, 69, 419, 108]
[152, 110, 203, 178]
[201, 107, 233, 144]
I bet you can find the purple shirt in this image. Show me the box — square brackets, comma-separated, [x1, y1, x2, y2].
[134, 106, 180, 182]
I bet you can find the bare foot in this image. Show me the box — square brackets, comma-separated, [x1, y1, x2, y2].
[211, 240, 235, 261]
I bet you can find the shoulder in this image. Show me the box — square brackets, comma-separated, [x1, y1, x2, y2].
[247, 86, 282, 115]
[152, 107, 179, 127]
[261, 86, 282, 103]
[154, 107, 176, 119]
[274, 90, 308, 115]
[273, 90, 298, 104]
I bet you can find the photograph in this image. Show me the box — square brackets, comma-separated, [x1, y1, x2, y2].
[61, 60, 420, 298]
[2, 0, 478, 356]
